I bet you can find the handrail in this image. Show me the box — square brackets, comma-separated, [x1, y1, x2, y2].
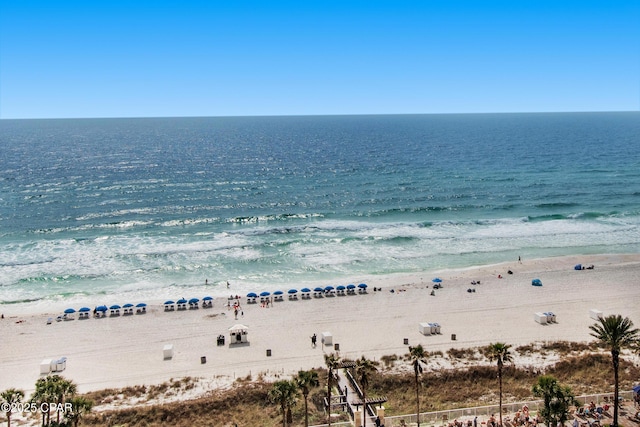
[311, 390, 635, 427]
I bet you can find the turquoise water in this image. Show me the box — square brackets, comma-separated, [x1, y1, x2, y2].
[1, 112, 639, 309]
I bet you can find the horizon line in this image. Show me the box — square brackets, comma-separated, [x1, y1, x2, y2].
[1, 109, 638, 121]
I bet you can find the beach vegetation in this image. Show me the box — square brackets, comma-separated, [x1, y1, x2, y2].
[31, 375, 77, 426]
[408, 345, 428, 427]
[71, 343, 640, 426]
[323, 352, 341, 427]
[532, 375, 578, 426]
[485, 342, 513, 427]
[448, 347, 480, 360]
[381, 354, 399, 367]
[26, 375, 92, 427]
[1, 388, 25, 427]
[296, 370, 320, 427]
[589, 314, 640, 427]
[268, 380, 298, 427]
[65, 396, 94, 427]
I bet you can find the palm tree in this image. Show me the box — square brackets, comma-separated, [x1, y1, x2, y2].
[296, 370, 320, 427]
[324, 353, 341, 427]
[486, 342, 512, 427]
[1, 388, 25, 427]
[408, 345, 428, 427]
[31, 377, 55, 426]
[532, 375, 577, 426]
[589, 314, 640, 427]
[268, 380, 298, 427]
[355, 356, 378, 427]
[30, 375, 77, 427]
[52, 376, 77, 424]
[65, 396, 94, 427]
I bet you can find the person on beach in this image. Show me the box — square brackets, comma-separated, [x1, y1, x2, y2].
[311, 333, 317, 347]
[227, 281, 230, 288]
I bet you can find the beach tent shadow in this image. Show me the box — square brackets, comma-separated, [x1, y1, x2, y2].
[229, 342, 250, 348]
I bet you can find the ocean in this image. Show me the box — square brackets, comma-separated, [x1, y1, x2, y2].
[1, 112, 640, 312]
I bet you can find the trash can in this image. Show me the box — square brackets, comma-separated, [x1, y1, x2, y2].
[404, 338, 409, 345]
[201, 356, 206, 364]
[334, 343, 340, 351]
[451, 333, 456, 341]
[266, 349, 272, 357]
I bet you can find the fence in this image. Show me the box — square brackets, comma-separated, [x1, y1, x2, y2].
[311, 391, 635, 427]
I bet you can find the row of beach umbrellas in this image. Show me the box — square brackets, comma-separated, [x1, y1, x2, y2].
[64, 303, 147, 314]
[247, 284, 369, 298]
[163, 296, 213, 305]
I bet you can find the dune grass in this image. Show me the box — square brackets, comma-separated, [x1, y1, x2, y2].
[77, 341, 639, 427]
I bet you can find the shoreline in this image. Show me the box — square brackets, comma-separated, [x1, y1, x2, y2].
[1, 253, 639, 395]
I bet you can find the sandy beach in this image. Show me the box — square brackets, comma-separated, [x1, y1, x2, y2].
[2, 253, 639, 396]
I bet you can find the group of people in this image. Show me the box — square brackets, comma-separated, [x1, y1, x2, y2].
[507, 405, 542, 427]
[227, 300, 243, 319]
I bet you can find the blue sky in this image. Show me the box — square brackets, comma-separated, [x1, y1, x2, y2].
[1, 1, 638, 119]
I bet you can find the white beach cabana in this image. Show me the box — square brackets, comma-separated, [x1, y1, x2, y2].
[534, 312, 548, 324]
[229, 323, 249, 344]
[419, 322, 432, 335]
[321, 331, 333, 346]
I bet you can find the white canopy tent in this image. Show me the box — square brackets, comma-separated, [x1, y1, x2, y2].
[229, 323, 249, 343]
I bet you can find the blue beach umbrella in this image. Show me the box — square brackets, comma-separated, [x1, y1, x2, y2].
[177, 298, 188, 304]
[336, 285, 346, 291]
[96, 305, 108, 312]
[301, 288, 311, 293]
[163, 301, 174, 305]
[136, 303, 147, 308]
[189, 298, 199, 304]
[78, 307, 91, 313]
[109, 304, 121, 310]
[203, 296, 213, 301]
[288, 289, 298, 294]
[346, 284, 356, 289]
[260, 291, 271, 297]
[314, 287, 324, 292]
[123, 303, 134, 308]
[324, 286, 334, 292]
[247, 292, 258, 298]
[64, 308, 76, 314]
[432, 278, 442, 283]
[273, 290, 283, 295]
[358, 283, 367, 289]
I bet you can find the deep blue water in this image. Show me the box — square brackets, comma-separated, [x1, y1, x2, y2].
[1, 112, 639, 310]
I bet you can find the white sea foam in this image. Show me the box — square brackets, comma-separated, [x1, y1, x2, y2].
[2, 114, 640, 313]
